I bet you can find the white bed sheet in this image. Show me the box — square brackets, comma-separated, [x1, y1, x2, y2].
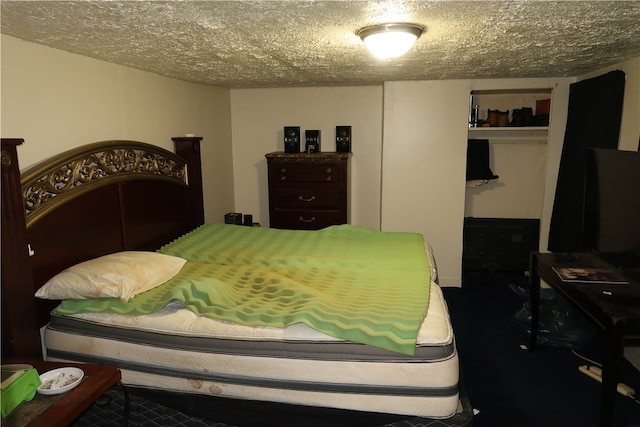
[62, 280, 451, 347]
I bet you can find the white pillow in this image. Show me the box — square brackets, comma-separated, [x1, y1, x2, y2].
[35, 251, 187, 302]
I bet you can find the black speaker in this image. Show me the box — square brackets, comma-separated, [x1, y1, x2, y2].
[224, 212, 243, 225]
[305, 130, 321, 153]
[284, 126, 300, 153]
[336, 126, 351, 153]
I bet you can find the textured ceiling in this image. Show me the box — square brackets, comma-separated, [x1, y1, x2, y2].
[2, 1, 640, 89]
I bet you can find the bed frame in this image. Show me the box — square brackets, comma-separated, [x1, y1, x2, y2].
[1, 137, 205, 360]
[1, 137, 476, 426]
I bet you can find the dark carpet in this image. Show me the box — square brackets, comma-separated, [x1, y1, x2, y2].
[443, 271, 640, 427]
[72, 385, 473, 427]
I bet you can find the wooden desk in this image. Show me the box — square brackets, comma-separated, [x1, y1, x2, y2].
[529, 252, 640, 427]
[2, 361, 122, 427]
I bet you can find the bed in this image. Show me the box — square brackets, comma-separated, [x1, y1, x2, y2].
[1, 137, 472, 426]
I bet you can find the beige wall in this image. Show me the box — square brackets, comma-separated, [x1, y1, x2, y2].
[230, 86, 383, 229]
[3, 34, 639, 289]
[381, 80, 471, 286]
[0, 35, 235, 224]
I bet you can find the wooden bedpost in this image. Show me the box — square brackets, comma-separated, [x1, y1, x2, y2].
[1, 138, 43, 360]
[172, 136, 205, 228]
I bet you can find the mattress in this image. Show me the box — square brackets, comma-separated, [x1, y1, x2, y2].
[44, 282, 459, 418]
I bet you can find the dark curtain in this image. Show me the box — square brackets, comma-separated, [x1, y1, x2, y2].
[548, 70, 626, 252]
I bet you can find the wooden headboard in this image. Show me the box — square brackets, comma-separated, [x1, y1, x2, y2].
[1, 137, 205, 360]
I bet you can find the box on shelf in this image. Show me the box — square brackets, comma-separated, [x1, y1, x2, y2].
[536, 99, 551, 115]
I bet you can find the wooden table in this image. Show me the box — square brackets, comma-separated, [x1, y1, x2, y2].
[2, 361, 122, 427]
[529, 252, 640, 427]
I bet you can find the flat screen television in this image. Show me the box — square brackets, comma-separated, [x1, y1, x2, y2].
[583, 148, 640, 274]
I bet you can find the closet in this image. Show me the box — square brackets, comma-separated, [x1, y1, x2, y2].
[463, 89, 552, 273]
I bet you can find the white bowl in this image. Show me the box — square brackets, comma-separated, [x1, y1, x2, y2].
[37, 367, 84, 395]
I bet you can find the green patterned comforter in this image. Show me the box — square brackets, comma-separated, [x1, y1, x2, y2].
[57, 224, 431, 355]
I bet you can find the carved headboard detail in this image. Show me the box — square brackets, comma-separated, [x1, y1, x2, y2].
[1, 137, 205, 360]
[22, 141, 189, 228]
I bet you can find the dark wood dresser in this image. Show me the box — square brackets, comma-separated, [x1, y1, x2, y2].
[266, 152, 350, 230]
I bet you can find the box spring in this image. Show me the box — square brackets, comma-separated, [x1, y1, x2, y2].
[44, 284, 459, 418]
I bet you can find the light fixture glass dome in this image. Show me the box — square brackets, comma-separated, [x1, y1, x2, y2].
[358, 23, 424, 59]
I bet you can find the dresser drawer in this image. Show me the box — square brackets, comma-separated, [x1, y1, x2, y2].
[269, 209, 343, 230]
[269, 163, 343, 184]
[269, 188, 341, 209]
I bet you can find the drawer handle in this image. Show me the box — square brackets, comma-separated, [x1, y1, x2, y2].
[280, 176, 286, 181]
[299, 216, 316, 223]
[298, 195, 316, 202]
[326, 176, 332, 181]
[326, 168, 332, 173]
[280, 168, 286, 173]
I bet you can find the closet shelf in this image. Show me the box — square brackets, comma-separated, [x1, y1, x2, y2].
[468, 126, 548, 142]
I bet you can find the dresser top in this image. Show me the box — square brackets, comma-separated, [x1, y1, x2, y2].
[265, 152, 350, 159]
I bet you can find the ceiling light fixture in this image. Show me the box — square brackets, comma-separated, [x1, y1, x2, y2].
[357, 23, 425, 59]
